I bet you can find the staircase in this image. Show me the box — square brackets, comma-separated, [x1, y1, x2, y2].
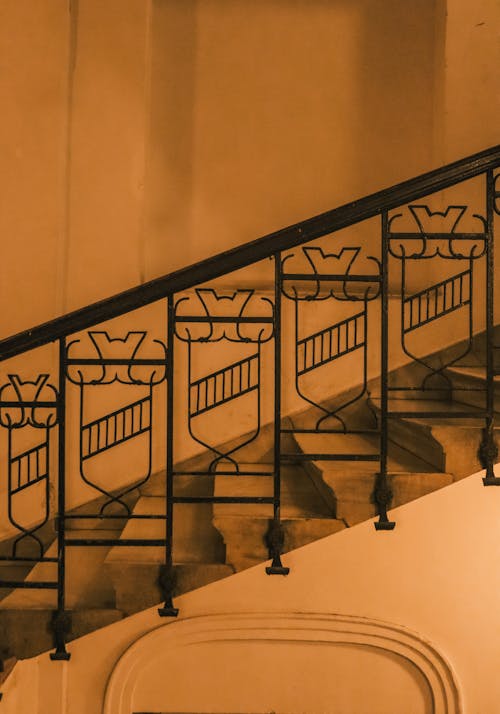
[0, 145, 499, 669]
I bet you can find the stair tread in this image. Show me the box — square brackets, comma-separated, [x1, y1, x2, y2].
[448, 366, 500, 382]
[105, 496, 225, 564]
[370, 397, 496, 427]
[0, 531, 118, 610]
[214, 464, 333, 518]
[293, 432, 438, 473]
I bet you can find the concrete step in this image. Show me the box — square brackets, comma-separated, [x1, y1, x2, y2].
[212, 463, 343, 571]
[0, 607, 123, 660]
[105, 496, 225, 564]
[0, 656, 16, 694]
[105, 557, 233, 616]
[104, 490, 229, 615]
[213, 513, 345, 572]
[0, 562, 34, 603]
[447, 366, 500, 410]
[292, 431, 452, 525]
[369, 397, 499, 478]
[0, 531, 123, 660]
[0, 530, 118, 610]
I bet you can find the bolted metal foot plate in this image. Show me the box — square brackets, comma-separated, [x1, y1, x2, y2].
[483, 476, 500, 486]
[50, 651, 71, 661]
[374, 521, 396, 531]
[265, 565, 290, 575]
[158, 606, 179, 617]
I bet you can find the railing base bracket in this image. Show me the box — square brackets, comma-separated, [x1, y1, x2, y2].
[158, 606, 179, 617]
[49, 652, 71, 662]
[266, 565, 290, 576]
[483, 476, 500, 486]
[374, 521, 396, 531]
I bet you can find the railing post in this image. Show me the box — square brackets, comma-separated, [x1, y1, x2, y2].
[482, 169, 499, 485]
[50, 338, 71, 660]
[158, 294, 179, 615]
[375, 212, 396, 530]
[266, 253, 289, 575]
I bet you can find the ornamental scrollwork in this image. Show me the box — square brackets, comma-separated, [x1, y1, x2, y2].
[174, 288, 274, 343]
[388, 204, 487, 260]
[0, 374, 58, 428]
[281, 246, 380, 301]
[65, 331, 167, 385]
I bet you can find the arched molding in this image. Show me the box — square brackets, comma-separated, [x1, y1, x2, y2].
[103, 611, 462, 714]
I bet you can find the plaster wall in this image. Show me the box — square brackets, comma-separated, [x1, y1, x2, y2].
[1, 0, 442, 328]
[1, 0, 498, 327]
[0, 0, 69, 337]
[64, 0, 152, 312]
[145, 0, 439, 276]
[2, 465, 499, 712]
[443, 0, 500, 162]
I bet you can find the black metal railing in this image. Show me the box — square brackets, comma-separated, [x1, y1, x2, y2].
[0, 145, 499, 661]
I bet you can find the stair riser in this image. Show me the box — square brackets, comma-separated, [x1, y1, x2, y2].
[309, 470, 453, 526]
[383, 417, 445, 472]
[0, 609, 123, 660]
[213, 516, 345, 572]
[105, 563, 233, 616]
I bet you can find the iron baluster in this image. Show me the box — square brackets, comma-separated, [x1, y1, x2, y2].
[266, 252, 289, 575]
[158, 294, 179, 616]
[374, 212, 395, 530]
[482, 169, 499, 484]
[50, 338, 71, 660]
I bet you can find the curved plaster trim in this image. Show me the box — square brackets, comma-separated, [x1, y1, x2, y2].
[103, 612, 462, 714]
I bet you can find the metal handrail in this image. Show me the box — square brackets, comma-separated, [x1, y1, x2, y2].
[1, 144, 499, 361]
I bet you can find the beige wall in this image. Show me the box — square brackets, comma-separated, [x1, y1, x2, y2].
[0, 0, 498, 332]
[443, 0, 500, 162]
[64, 0, 152, 311]
[0, 0, 442, 327]
[143, 0, 197, 277]
[0, 0, 69, 338]
[147, 0, 439, 274]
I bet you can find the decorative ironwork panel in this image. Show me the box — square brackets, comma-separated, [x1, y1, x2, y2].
[0, 374, 58, 560]
[281, 241, 380, 432]
[174, 287, 274, 473]
[65, 330, 167, 515]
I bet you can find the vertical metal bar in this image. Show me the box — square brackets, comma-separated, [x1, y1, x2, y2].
[50, 338, 70, 660]
[482, 169, 499, 484]
[266, 253, 289, 575]
[159, 295, 179, 615]
[375, 212, 396, 530]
